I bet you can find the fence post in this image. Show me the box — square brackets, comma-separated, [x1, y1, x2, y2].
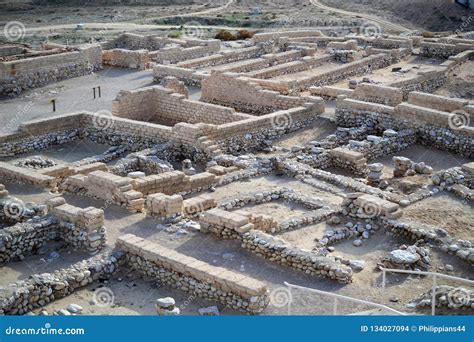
[287, 286, 292, 316]
[381, 269, 386, 304]
[431, 275, 437, 316]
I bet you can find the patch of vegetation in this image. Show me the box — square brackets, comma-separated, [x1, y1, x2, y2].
[421, 31, 434, 38]
[214, 29, 255, 41]
[168, 31, 183, 39]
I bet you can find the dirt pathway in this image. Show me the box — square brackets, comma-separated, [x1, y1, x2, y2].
[310, 0, 411, 33]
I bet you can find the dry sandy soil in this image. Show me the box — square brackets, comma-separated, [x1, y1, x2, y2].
[320, 0, 474, 32]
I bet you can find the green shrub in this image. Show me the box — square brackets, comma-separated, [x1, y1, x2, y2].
[168, 31, 182, 39]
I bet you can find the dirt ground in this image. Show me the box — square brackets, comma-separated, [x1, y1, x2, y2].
[403, 194, 474, 242]
[435, 61, 474, 99]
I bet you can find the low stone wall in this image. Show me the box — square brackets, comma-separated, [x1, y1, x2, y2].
[116, 234, 269, 314]
[176, 44, 272, 70]
[241, 230, 353, 283]
[328, 147, 367, 176]
[102, 33, 179, 51]
[335, 96, 474, 158]
[0, 216, 58, 266]
[219, 50, 309, 74]
[0, 197, 108, 266]
[292, 53, 392, 91]
[150, 40, 220, 64]
[251, 30, 322, 43]
[0, 250, 122, 315]
[408, 92, 472, 113]
[420, 41, 473, 59]
[47, 197, 107, 254]
[342, 193, 401, 220]
[63, 170, 145, 212]
[382, 219, 474, 266]
[132, 171, 217, 196]
[112, 85, 249, 125]
[218, 188, 336, 233]
[0, 161, 58, 190]
[102, 49, 150, 69]
[146, 193, 183, 218]
[199, 208, 352, 283]
[0, 44, 102, 96]
[182, 194, 217, 217]
[387, 68, 449, 98]
[153, 64, 200, 86]
[352, 83, 404, 106]
[0, 185, 46, 224]
[412, 285, 474, 312]
[201, 71, 322, 115]
[208, 105, 324, 154]
[246, 55, 330, 79]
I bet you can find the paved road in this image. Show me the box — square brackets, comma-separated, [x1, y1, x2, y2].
[309, 0, 411, 34]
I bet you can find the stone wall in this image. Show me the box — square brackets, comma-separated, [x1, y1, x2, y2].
[102, 49, 150, 69]
[201, 71, 322, 115]
[101, 33, 181, 51]
[0, 161, 58, 190]
[420, 41, 473, 59]
[112, 85, 249, 125]
[335, 96, 474, 157]
[408, 92, 472, 113]
[293, 53, 392, 90]
[0, 216, 58, 266]
[199, 208, 352, 283]
[47, 197, 107, 254]
[0, 250, 122, 315]
[150, 40, 220, 64]
[176, 44, 272, 70]
[242, 230, 353, 283]
[251, 30, 322, 43]
[63, 170, 145, 212]
[208, 105, 324, 154]
[133, 171, 216, 196]
[382, 219, 474, 266]
[246, 55, 330, 79]
[1, 100, 323, 161]
[310, 83, 403, 106]
[0, 198, 107, 265]
[116, 234, 269, 314]
[0, 44, 102, 96]
[352, 83, 404, 106]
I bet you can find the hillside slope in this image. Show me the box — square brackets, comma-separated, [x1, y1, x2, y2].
[320, 0, 474, 32]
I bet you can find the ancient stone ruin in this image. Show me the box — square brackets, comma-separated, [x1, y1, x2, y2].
[1, 28, 473, 316]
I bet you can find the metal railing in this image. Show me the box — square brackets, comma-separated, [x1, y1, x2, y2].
[380, 267, 474, 316]
[284, 281, 406, 316]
